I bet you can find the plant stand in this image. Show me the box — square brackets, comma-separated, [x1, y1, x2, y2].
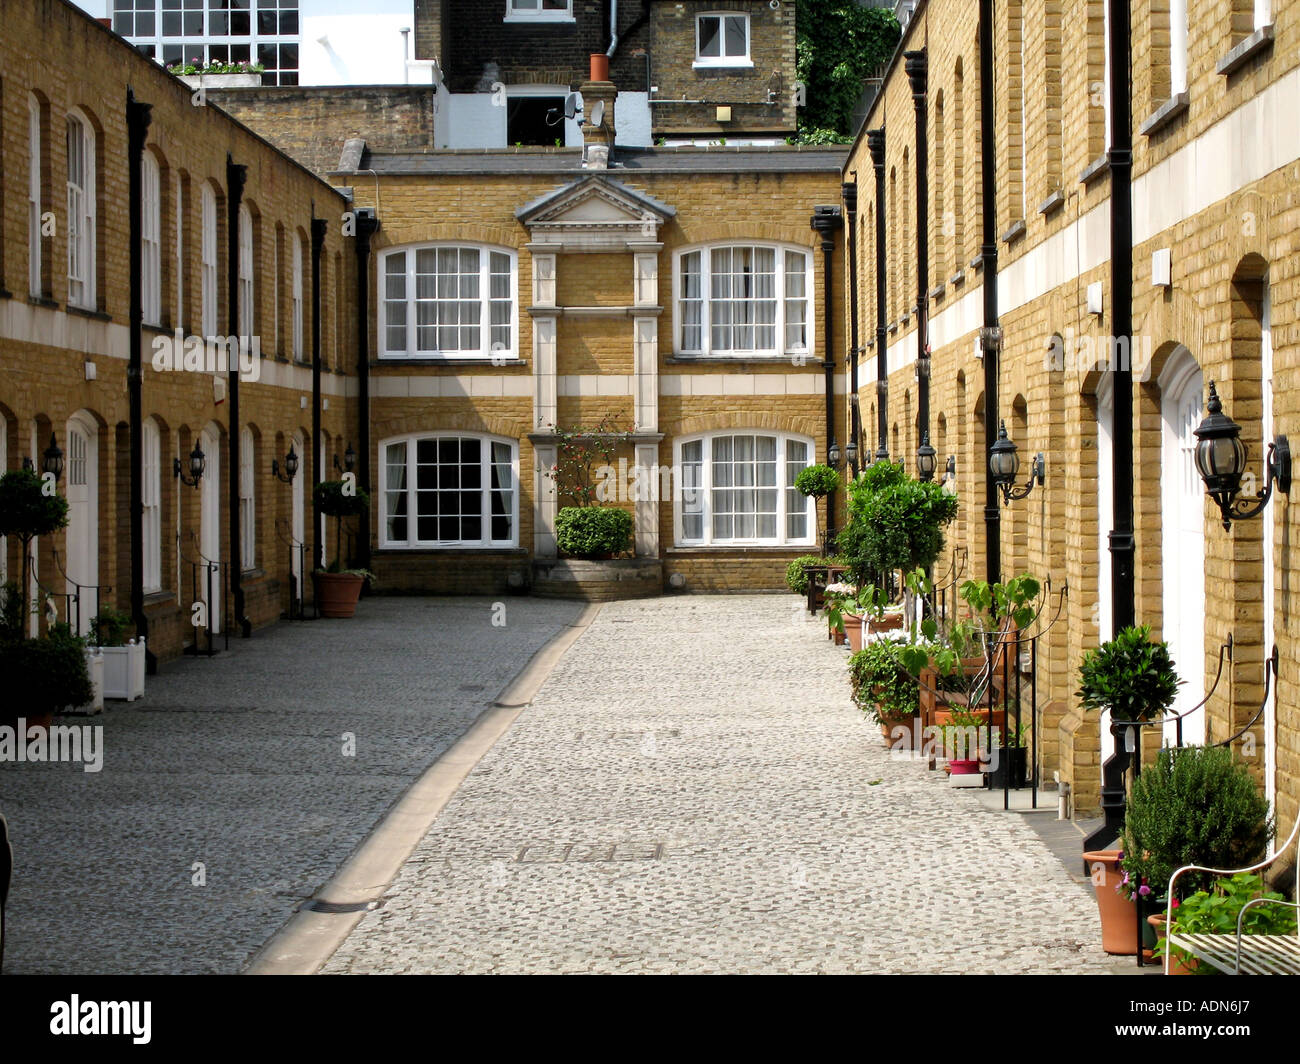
[100, 638, 147, 701]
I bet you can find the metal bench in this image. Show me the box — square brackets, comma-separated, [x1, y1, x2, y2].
[1164, 806, 1300, 975]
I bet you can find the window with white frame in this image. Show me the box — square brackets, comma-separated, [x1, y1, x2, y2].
[142, 419, 162, 591]
[380, 246, 515, 359]
[142, 152, 162, 326]
[381, 435, 517, 548]
[174, 173, 185, 327]
[239, 425, 255, 570]
[201, 183, 217, 336]
[505, 0, 572, 21]
[66, 113, 96, 309]
[28, 95, 42, 298]
[695, 13, 750, 65]
[291, 230, 303, 361]
[675, 432, 814, 545]
[237, 203, 254, 338]
[676, 244, 811, 357]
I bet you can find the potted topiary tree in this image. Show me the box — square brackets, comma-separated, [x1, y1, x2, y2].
[0, 468, 69, 633]
[312, 480, 373, 618]
[1077, 623, 1182, 954]
[794, 462, 841, 553]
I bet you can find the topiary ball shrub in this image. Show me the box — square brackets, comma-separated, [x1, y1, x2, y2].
[794, 463, 841, 500]
[1077, 624, 1181, 722]
[1121, 745, 1273, 900]
[836, 459, 958, 585]
[555, 506, 633, 558]
[785, 554, 830, 596]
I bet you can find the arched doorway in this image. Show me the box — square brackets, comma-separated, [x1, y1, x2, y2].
[64, 411, 99, 635]
[1095, 376, 1115, 765]
[199, 423, 222, 634]
[1158, 346, 1205, 745]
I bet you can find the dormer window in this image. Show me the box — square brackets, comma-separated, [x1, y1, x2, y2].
[506, 0, 574, 22]
[695, 13, 750, 67]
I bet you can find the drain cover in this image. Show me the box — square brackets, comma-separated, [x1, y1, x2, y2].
[299, 899, 380, 914]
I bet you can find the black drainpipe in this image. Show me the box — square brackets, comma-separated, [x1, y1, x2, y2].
[867, 128, 889, 460]
[810, 206, 844, 542]
[126, 89, 155, 672]
[1086, 0, 1136, 854]
[842, 178, 861, 472]
[978, 0, 1001, 589]
[354, 208, 380, 573]
[310, 216, 326, 572]
[226, 155, 251, 638]
[905, 49, 931, 475]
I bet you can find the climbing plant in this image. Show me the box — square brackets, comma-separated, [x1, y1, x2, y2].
[795, 0, 901, 143]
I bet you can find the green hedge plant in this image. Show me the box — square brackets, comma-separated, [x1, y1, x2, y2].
[1077, 624, 1181, 722]
[0, 624, 94, 725]
[555, 506, 633, 558]
[785, 554, 830, 596]
[1120, 745, 1272, 901]
[847, 639, 917, 725]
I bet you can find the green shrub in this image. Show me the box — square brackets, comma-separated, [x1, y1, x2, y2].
[1121, 745, 1273, 900]
[313, 479, 371, 572]
[1077, 624, 1181, 722]
[836, 460, 958, 585]
[847, 639, 917, 725]
[555, 506, 633, 558]
[0, 627, 94, 723]
[1156, 872, 1297, 970]
[785, 554, 830, 595]
[90, 607, 133, 647]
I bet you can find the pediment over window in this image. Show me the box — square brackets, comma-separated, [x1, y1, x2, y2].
[516, 175, 675, 251]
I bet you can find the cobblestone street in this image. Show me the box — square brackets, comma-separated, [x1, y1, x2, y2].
[0, 596, 583, 974]
[325, 595, 1114, 975]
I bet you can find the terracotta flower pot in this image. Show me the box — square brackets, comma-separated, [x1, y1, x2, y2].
[879, 714, 916, 751]
[1082, 849, 1139, 955]
[844, 613, 865, 652]
[314, 572, 365, 618]
[1147, 913, 1199, 974]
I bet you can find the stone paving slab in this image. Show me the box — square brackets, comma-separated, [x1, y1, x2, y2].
[324, 595, 1115, 975]
[0, 595, 583, 974]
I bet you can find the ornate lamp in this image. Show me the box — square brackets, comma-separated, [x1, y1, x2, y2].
[1193, 380, 1290, 530]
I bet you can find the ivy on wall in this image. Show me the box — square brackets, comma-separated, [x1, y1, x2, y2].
[795, 0, 901, 143]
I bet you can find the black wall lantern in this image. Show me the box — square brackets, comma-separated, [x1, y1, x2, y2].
[990, 420, 1044, 504]
[916, 431, 937, 481]
[333, 442, 356, 475]
[845, 436, 859, 474]
[1193, 380, 1290, 531]
[42, 433, 65, 484]
[827, 438, 841, 467]
[174, 443, 206, 487]
[271, 443, 299, 483]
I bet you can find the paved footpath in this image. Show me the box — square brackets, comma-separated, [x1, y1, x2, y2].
[325, 595, 1115, 975]
[0, 595, 583, 974]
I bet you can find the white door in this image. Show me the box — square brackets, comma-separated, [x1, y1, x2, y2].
[1096, 379, 1115, 764]
[199, 425, 221, 634]
[1262, 281, 1277, 820]
[64, 414, 98, 635]
[291, 433, 305, 593]
[1159, 349, 1205, 746]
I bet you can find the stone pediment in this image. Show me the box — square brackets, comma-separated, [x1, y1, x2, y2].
[516, 176, 675, 250]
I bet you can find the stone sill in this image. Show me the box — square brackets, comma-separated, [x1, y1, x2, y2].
[527, 304, 663, 318]
[969, 254, 984, 272]
[1217, 25, 1274, 76]
[1079, 154, 1110, 186]
[1037, 190, 1066, 216]
[949, 270, 965, 287]
[666, 546, 813, 555]
[929, 283, 946, 300]
[66, 303, 112, 322]
[29, 295, 59, 309]
[667, 354, 817, 366]
[1139, 92, 1190, 137]
[374, 547, 528, 556]
[1001, 219, 1027, 245]
[372, 357, 528, 367]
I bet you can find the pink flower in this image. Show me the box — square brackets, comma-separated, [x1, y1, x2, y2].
[1138, 884, 1152, 897]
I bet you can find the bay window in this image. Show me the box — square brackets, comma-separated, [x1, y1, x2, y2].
[381, 245, 516, 359]
[676, 432, 814, 545]
[676, 244, 811, 357]
[382, 434, 518, 548]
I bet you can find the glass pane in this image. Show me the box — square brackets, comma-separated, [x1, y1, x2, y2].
[280, 12, 298, 34]
[724, 16, 746, 56]
[698, 17, 720, 57]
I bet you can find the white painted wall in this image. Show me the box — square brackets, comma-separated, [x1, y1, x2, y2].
[615, 92, 652, 148]
[301, 0, 415, 85]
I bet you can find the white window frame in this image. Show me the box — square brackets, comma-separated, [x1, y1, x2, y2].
[174, 172, 184, 328]
[66, 111, 96, 310]
[673, 431, 815, 547]
[292, 230, 304, 361]
[239, 425, 256, 571]
[379, 244, 518, 360]
[201, 183, 217, 336]
[1255, 0, 1273, 30]
[379, 433, 519, 549]
[694, 13, 751, 68]
[28, 95, 42, 299]
[504, 0, 574, 23]
[672, 242, 814, 358]
[142, 151, 162, 326]
[237, 203, 254, 339]
[142, 418, 162, 592]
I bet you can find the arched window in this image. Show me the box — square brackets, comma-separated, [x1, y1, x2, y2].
[237, 203, 254, 338]
[239, 425, 256, 571]
[201, 183, 218, 336]
[28, 94, 43, 299]
[142, 418, 162, 591]
[381, 434, 518, 548]
[380, 245, 516, 359]
[674, 244, 812, 358]
[142, 152, 162, 325]
[674, 431, 814, 545]
[292, 230, 304, 361]
[66, 111, 96, 309]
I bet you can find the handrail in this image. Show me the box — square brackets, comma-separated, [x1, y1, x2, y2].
[1216, 643, 1276, 749]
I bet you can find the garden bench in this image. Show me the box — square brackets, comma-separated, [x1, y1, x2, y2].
[1164, 805, 1300, 974]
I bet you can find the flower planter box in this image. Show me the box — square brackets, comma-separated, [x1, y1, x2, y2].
[99, 638, 147, 701]
[178, 72, 263, 89]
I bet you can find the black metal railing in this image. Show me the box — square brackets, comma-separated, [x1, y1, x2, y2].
[274, 517, 313, 621]
[181, 533, 230, 656]
[49, 549, 112, 637]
